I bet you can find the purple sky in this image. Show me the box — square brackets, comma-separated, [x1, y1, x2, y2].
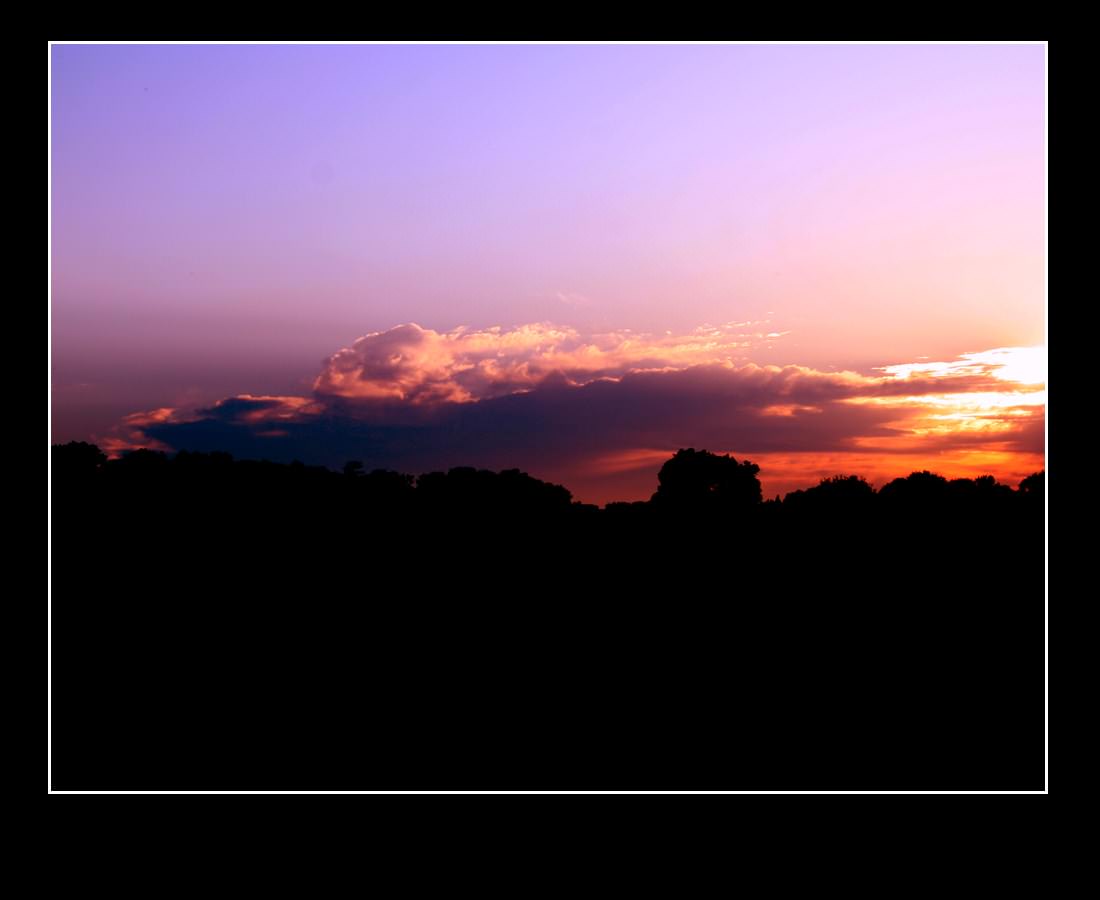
[50, 44, 1045, 501]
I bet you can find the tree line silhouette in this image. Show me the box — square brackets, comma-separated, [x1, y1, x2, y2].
[50, 442, 1045, 790]
[52, 440, 1044, 520]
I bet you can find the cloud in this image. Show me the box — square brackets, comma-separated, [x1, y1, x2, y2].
[311, 321, 774, 403]
[874, 345, 1045, 387]
[200, 395, 323, 423]
[106, 324, 1045, 504]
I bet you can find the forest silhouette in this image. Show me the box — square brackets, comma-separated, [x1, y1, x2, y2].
[50, 442, 1045, 790]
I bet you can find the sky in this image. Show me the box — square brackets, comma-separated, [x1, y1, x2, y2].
[50, 43, 1045, 504]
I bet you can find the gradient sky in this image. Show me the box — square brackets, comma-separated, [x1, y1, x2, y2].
[50, 43, 1046, 504]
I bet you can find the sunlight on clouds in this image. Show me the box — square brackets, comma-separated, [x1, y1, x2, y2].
[207, 394, 323, 423]
[845, 345, 1046, 436]
[760, 404, 823, 417]
[876, 345, 1045, 387]
[313, 321, 778, 403]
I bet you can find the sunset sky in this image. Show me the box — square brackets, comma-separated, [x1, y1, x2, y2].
[50, 43, 1045, 504]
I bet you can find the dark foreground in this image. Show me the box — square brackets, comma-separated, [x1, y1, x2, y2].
[51, 445, 1045, 790]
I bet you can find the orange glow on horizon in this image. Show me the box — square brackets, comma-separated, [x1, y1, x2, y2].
[746, 449, 1045, 502]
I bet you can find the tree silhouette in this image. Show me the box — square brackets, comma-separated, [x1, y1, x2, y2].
[783, 474, 875, 516]
[52, 441, 107, 477]
[1019, 471, 1045, 498]
[879, 470, 950, 507]
[650, 448, 762, 512]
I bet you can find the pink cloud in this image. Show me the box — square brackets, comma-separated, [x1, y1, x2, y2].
[312, 321, 774, 403]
